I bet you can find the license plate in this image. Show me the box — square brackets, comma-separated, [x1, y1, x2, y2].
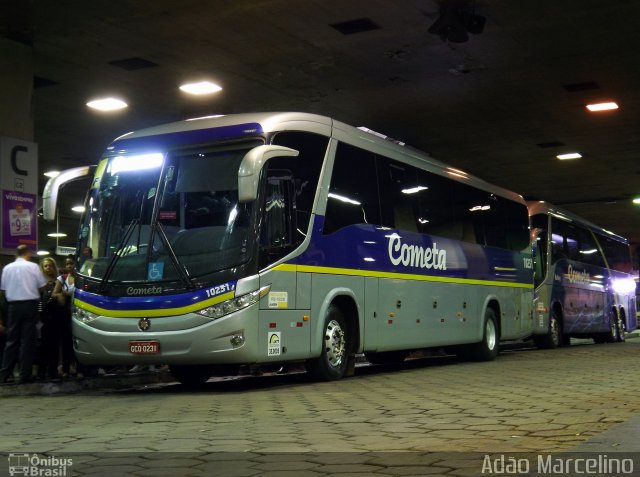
[129, 341, 160, 355]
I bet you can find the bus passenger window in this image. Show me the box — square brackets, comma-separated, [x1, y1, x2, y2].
[324, 143, 381, 234]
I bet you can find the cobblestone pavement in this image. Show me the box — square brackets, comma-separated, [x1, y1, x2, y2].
[1, 339, 640, 476]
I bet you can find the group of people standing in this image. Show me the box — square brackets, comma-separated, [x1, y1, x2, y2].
[0, 245, 76, 384]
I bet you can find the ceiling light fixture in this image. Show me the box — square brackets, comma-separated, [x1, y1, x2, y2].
[47, 232, 67, 238]
[71, 205, 85, 213]
[556, 153, 582, 160]
[86, 97, 128, 111]
[36, 250, 50, 256]
[633, 198, 640, 205]
[44, 170, 60, 178]
[179, 81, 222, 95]
[586, 102, 618, 112]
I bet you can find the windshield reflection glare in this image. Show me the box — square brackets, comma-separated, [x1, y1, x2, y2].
[78, 146, 254, 283]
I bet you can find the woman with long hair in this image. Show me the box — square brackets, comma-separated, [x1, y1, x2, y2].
[38, 257, 60, 380]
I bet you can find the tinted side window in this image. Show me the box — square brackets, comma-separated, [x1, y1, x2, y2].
[414, 170, 455, 237]
[599, 235, 632, 272]
[577, 227, 605, 267]
[376, 156, 420, 232]
[496, 199, 530, 251]
[324, 143, 381, 234]
[270, 131, 329, 235]
[448, 181, 488, 245]
[550, 218, 567, 263]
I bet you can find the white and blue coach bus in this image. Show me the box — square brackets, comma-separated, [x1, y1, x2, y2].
[43, 113, 533, 385]
[529, 201, 637, 348]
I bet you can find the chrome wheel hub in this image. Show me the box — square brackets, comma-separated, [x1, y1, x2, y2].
[324, 319, 346, 368]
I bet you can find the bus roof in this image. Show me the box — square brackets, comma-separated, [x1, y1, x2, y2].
[527, 200, 629, 244]
[108, 112, 526, 206]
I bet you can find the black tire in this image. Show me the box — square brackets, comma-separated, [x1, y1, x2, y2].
[366, 350, 407, 365]
[534, 311, 562, 349]
[617, 313, 626, 342]
[306, 305, 349, 381]
[170, 365, 211, 388]
[607, 312, 619, 343]
[469, 308, 499, 361]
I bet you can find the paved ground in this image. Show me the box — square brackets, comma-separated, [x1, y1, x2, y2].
[1, 337, 639, 476]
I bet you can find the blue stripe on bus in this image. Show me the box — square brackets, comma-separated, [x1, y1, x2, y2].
[75, 280, 237, 313]
[110, 123, 264, 151]
[292, 216, 532, 285]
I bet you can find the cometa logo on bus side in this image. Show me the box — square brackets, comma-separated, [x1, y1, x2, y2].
[387, 233, 447, 270]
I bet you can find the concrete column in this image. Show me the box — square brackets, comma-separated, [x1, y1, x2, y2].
[0, 37, 33, 140]
[0, 38, 34, 264]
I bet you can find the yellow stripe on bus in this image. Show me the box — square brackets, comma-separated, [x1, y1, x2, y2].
[73, 291, 236, 318]
[273, 263, 533, 289]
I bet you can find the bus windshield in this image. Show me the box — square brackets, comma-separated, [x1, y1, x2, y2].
[78, 145, 255, 284]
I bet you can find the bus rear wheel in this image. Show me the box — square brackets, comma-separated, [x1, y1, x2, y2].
[534, 311, 562, 349]
[170, 365, 212, 388]
[469, 308, 499, 361]
[617, 314, 626, 342]
[306, 305, 349, 381]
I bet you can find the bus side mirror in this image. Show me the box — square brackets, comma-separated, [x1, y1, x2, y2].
[42, 165, 97, 221]
[238, 145, 299, 202]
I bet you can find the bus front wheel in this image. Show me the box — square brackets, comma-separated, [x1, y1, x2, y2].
[469, 308, 499, 361]
[306, 305, 349, 381]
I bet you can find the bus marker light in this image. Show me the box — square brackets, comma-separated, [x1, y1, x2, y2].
[303, 315, 310, 321]
[269, 323, 276, 328]
[387, 320, 393, 324]
[296, 322, 303, 328]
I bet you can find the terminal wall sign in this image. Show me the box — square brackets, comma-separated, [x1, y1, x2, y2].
[0, 137, 38, 253]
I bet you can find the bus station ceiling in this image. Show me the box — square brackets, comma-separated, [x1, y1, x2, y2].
[4, 1, 640, 251]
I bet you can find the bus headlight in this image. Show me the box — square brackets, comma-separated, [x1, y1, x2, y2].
[73, 306, 99, 324]
[197, 285, 270, 320]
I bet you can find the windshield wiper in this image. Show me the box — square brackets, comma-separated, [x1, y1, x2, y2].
[151, 221, 195, 289]
[98, 218, 139, 292]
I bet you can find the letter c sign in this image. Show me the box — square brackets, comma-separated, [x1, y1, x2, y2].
[11, 145, 28, 176]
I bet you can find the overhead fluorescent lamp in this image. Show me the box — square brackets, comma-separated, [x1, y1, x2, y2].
[179, 81, 222, 95]
[556, 153, 582, 160]
[47, 232, 67, 238]
[586, 102, 618, 112]
[633, 197, 640, 205]
[44, 170, 60, 178]
[186, 114, 225, 121]
[71, 205, 85, 213]
[328, 192, 361, 205]
[579, 249, 598, 255]
[86, 97, 128, 111]
[401, 186, 428, 194]
[37, 250, 50, 256]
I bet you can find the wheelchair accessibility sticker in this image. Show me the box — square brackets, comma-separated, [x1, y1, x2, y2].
[147, 262, 164, 281]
